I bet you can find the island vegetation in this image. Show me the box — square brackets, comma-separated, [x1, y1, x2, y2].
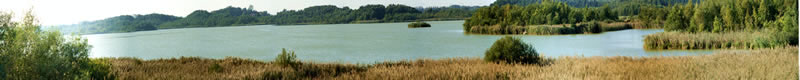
[52, 4, 479, 34]
[407, 21, 431, 28]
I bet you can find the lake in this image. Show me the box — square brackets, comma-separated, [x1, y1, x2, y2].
[86, 20, 713, 63]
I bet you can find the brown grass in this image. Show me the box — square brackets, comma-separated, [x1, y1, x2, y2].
[108, 47, 798, 79]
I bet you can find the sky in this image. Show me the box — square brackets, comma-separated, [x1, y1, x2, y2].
[0, 0, 494, 25]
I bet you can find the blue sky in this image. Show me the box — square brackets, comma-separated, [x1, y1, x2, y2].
[0, 0, 494, 25]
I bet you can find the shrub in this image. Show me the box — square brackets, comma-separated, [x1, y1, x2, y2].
[582, 21, 602, 33]
[275, 48, 300, 68]
[85, 58, 116, 79]
[484, 36, 541, 64]
[209, 63, 223, 73]
[1, 11, 108, 80]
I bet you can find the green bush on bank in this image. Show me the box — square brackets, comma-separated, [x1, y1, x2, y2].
[0, 11, 113, 80]
[484, 36, 541, 64]
[275, 48, 300, 68]
[264, 48, 369, 79]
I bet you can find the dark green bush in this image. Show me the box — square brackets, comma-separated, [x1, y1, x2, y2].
[408, 21, 431, 28]
[484, 36, 541, 64]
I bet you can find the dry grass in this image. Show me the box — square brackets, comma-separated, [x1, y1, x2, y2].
[108, 47, 797, 79]
[109, 57, 367, 79]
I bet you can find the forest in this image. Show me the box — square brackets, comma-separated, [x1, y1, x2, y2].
[641, 0, 798, 49]
[462, 0, 628, 34]
[53, 4, 479, 34]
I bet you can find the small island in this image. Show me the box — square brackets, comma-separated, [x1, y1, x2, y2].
[408, 21, 431, 28]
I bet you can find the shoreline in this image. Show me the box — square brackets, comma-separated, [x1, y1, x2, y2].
[73, 19, 468, 35]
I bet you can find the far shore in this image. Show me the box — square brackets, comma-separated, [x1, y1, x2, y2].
[68, 19, 468, 35]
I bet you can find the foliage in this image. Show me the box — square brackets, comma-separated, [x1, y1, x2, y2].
[660, 0, 797, 33]
[53, 13, 181, 34]
[466, 25, 528, 34]
[54, 5, 479, 34]
[158, 6, 268, 29]
[642, 0, 797, 49]
[0, 11, 111, 80]
[264, 4, 478, 25]
[86, 58, 115, 80]
[644, 31, 794, 50]
[209, 63, 223, 73]
[526, 25, 578, 34]
[275, 48, 300, 68]
[468, 21, 630, 35]
[464, 0, 620, 33]
[407, 21, 431, 28]
[484, 36, 541, 64]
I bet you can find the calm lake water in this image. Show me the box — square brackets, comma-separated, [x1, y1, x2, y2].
[86, 21, 712, 63]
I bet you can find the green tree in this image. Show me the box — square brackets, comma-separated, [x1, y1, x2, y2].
[712, 16, 723, 33]
[720, 5, 736, 31]
[354, 5, 386, 20]
[1, 11, 111, 80]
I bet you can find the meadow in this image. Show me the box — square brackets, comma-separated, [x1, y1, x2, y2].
[105, 46, 797, 79]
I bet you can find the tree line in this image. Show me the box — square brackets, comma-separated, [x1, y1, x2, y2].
[647, 0, 796, 33]
[463, 0, 620, 32]
[53, 4, 480, 34]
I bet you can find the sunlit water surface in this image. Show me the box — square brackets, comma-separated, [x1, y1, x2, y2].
[86, 21, 713, 63]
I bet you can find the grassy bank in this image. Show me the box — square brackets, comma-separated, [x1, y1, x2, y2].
[105, 46, 797, 79]
[467, 21, 633, 35]
[644, 31, 797, 50]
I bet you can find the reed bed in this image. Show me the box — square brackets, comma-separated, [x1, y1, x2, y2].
[643, 31, 792, 50]
[600, 22, 633, 31]
[107, 47, 797, 79]
[468, 22, 634, 35]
